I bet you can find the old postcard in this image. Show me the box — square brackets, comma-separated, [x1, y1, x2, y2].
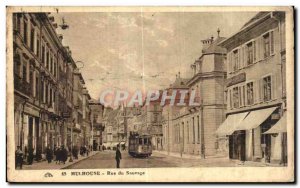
[6, 6, 294, 182]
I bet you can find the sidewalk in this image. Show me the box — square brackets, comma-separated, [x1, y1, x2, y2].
[21, 151, 99, 170]
[153, 150, 284, 167]
[153, 150, 227, 160]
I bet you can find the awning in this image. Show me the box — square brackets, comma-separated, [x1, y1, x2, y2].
[236, 107, 277, 131]
[216, 112, 249, 136]
[263, 112, 287, 134]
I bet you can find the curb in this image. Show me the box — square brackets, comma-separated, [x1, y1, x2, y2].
[61, 151, 100, 169]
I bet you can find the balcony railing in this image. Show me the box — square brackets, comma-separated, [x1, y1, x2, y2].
[14, 74, 31, 97]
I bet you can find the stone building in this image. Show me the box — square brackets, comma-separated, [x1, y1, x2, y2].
[217, 12, 287, 164]
[82, 88, 91, 147]
[102, 108, 120, 150]
[162, 32, 227, 158]
[13, 13, 90, 162]
[71, 69, 86, 148]
[89, 99, 104, 151]
[142, 95, 163, 150]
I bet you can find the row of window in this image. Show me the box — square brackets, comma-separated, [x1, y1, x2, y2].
[227, 30, 275, 73]
[173, 116, 201, 144]
[14, 14, 74, 107]
[227, 75, 276, 109]
[15, 14, 59, 79]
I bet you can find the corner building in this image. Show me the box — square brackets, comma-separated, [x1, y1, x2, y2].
[217, 12, 287, 164]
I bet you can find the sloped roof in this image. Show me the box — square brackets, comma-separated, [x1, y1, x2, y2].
[241, 12, 269, 30]
[106, 109, 120, 123]
[202, 37, 227, 54]
[170, 77, 190, 89]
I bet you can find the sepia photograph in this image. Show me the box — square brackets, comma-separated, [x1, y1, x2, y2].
[6, 6, 294, 182]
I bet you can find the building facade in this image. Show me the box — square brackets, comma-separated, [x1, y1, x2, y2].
[89, 99, 104, 151]
[13, 13, 91, 162]
[217, 12, 287, 164]
[161, 33, 227, 158]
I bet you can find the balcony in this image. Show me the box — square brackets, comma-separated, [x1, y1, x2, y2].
[14, 74, 31, 97]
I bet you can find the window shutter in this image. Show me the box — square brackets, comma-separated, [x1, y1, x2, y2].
[255, 38, 260, 62]
[228, 52, 232, 73]
[271, 74, 277, 100]
[253, 81, 257, 104]
[238, 48, 241, 69]
[230, 89, 233, 109]
[257, 37, 263, 61]
[253, 80, 260, 104]
[241, 46, 245, 68]
[240, 86, 244, 107]
[253, 41, 256, 62]
[231, 52, 234, 71]
[260, 37, 264, 61]
[240, 47, 243, 68]
[270, 31, 274, 55]
[259, 79, 264, 103]
[244, 45, 247, 66]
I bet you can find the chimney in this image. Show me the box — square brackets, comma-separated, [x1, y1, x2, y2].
[201, 36, 214, 52]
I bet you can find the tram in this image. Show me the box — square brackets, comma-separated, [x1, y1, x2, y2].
[128, 132, 152, 158]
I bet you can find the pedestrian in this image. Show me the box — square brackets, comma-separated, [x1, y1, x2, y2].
[45, 146, 53, 163]
[86, 146, 89, 156]
[24, 146, 28, 162]
[84, 145, 87, 156]
[15, 146, 23, 169]
[73, 145, 78, 159]
[80, 146, 84, 156]
[55, 146, 61, 164]
[60, 145, 68, 164]
[115, 144, 122, 168]
[27, 147, 34, 165]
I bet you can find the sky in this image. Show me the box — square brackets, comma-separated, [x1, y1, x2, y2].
[52, 11, 257, 99]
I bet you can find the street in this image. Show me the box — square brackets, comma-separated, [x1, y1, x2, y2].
[65, 150, 241, 169]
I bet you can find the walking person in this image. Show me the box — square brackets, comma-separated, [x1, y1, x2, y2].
[55, 146, 61, 164]
[86, 146, 89, 156]
[60, 145, 68, 164]
[45, 146, 53, 163]
[27, 147, 34, 165]
[15, 146, 23, 169]
[115, 144, 122, 168]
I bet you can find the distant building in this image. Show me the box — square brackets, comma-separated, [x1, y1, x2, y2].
[102, 108, 120, 150]
[217, 12, 287, 164]
[82, 88, 92, 147]
[71, 69, 86, 148]
[89, 99, 104, 151]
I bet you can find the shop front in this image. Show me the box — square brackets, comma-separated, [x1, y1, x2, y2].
[217, 106, 286, 164]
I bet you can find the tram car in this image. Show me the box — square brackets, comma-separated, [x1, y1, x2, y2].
[128, 132, 152, 157]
